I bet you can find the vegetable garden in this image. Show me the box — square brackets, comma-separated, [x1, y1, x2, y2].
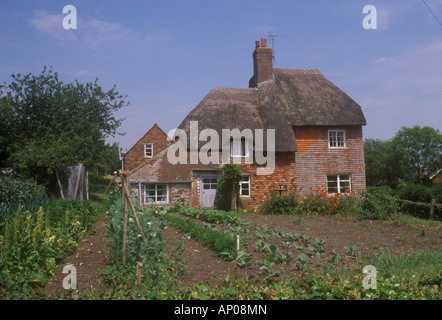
[0, 178, 440, 300]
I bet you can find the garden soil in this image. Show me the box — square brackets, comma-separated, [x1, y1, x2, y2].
[44, 212, 441, 298]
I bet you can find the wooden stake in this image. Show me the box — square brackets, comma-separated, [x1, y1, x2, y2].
[231, 182, 237, 211]
[120, 171, 147, 244]
[55, 170, 64, 199]
[122, 175, 128, 264]
[136, 263, 143, 286]
[104, 176, 114, 194]
[430, 199, 436, 220]
[85, 170, 89, 201]
[123, 181, 144, 231]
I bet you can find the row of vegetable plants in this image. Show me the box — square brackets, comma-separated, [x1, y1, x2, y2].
[102, 193, 178, 298]
[0, 200, 104, 298]
[166, 205, 440, 300]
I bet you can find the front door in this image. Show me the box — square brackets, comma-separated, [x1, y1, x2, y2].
[200, 176, 219, 208]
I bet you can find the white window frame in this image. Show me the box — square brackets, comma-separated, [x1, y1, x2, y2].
[239, 176, 251, 197]
[328, 130, 346, 148]
[144, 184, 168, 203]
[327, 174, 351, 194]
[230, 138, 249, 158]
[144, 143, 153, 158]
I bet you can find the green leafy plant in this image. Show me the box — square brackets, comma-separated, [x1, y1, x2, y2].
[360, 188, 399, 220]
[214, 164, 244, 211]
[260, 192, 299, 215]
[0, 199, 104, 297]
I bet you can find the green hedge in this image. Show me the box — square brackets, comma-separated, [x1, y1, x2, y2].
[399, 199, 442, 220]
[394, 183, 442, 203]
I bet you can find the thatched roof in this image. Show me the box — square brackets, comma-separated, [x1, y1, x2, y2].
[177, 68, 366, 152]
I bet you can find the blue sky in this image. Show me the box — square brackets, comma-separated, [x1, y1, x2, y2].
[1, 0, 441, 152]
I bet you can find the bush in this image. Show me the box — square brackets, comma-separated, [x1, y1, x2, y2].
[260, 192, 299, 215]
[359, 188, 399, 220]
[0, 177, 48, 205]
[260, 188, 361, 216]
[394, 184, 434, 203]
[429, 183, 442, 203]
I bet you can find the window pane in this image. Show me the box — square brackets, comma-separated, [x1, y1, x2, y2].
[145, 144, 153, 157]
[158, 185, 167, 195]
[327, 175, 338, 193]
[337, 132, 345, 147]
[241, 184, 249, 196]
[328, 187, 339, 193]
[231, 138, 247, 157]
[329, 131, 336, 147]
[340, 181, 350, 193]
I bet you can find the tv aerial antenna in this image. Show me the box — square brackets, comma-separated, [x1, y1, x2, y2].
[267, 32, 288, 61]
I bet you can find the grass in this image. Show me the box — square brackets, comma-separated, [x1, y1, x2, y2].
[393, 213, 442, 231]
[362, 249, 442, 285]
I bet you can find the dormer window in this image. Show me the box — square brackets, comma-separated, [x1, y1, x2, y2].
[144, 143, 153, 158]
[328, 130, 346, 148]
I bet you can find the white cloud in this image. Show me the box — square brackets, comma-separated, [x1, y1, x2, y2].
[29, 10, 160, 50]
[30, 10, 77, 41]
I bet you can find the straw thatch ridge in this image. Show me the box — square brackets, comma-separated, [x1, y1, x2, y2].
[177, 68, 365, 152]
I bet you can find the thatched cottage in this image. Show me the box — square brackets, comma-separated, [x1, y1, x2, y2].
[124, 39, 367, 209]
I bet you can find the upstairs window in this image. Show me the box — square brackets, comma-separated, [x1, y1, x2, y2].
[328, 130, 346, 148]
[144, 143, 153, 158]
[230, 138, 249, 157]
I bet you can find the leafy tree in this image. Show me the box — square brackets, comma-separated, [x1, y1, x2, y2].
[0, 67, 128, 188]
[364, 138, 403, 186]
[392, 126, 442, 184]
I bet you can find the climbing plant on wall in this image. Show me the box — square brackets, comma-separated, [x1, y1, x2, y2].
[214, 163, 243, 211]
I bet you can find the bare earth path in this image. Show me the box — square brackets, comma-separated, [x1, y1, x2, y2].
[44, 213, 111, 298]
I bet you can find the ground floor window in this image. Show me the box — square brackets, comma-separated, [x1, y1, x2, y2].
[327, 174, 351, 194]
[145, 184, 168, 203]
[239, 176, 251, 197]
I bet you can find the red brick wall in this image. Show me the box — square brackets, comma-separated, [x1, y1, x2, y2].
[124, 124, 170, 172]
[126, 125, 366, 210]
[293, 126, 366, 195]
[241, 153, 296, 209]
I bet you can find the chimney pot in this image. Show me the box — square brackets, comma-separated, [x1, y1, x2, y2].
[255, 40, 260, 49]
[261, 38, 267, 48]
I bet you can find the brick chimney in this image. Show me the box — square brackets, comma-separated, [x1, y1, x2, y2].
[249, 38, 273, 88]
